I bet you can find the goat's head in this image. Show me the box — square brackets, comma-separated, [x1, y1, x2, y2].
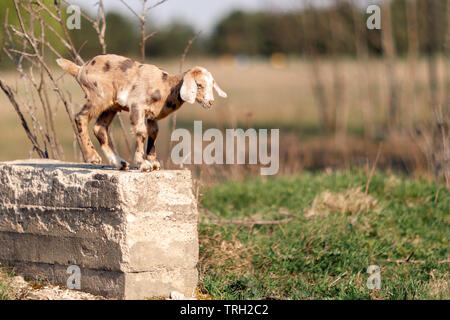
[180, 66, 227, 109]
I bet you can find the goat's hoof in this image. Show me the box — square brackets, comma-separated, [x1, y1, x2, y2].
[151, 160, 161, 171]
[108, 155, 129, 170]
[88, 155, 102, 165]
[146, 157, 161, 171]
[139, 160, 154, 172]
[119, 160, 129, 170]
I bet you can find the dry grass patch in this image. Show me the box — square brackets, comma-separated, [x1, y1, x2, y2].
[428, 273, 449, 299]
[199, 230, 253, 277]
[305, 187, 379, 218]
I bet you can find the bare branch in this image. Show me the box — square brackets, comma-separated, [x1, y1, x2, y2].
[119, 0, 169, 62]
[145, 31, 158, 41]
[12, 0, 85, 161]
[0, 79, 47, 158]
[34, 0, 62, 22]
[147, 0, 169, 11]
[52, 1, 84, 64]
[7, 24, 64, 60]
[20, 5, 74, 57]
[140, 0, 148, 62]
[97, 0, 107, 54]
[171, 31, 202, 158]
[119, 0, 142, 20]
[201, 209, 295, 226]
[0, 9, 8, 65]
[179, 31, 201, 72]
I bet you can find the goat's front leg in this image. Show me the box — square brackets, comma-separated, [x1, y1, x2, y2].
[145, 119, 160, 171]
[130, 104, 152, 171]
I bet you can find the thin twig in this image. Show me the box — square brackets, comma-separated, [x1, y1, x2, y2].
[147, 0, 169, 11]
[179, 31, 201, 73]
[119, 0, 169, 62]
[376, 251, 449, 265]
[53, 1, 84, 64]
[170, 31, 202, 163]
[365, 143, 383, 195]
[12, 0, 85, 161]
[201, 209, 295, 226]
[119, 0, 141, 19]
[207, 217, 294, 226]
[97, 0, 107, 54]
[376, 258, 449, 265]
[0, 79, 47, 158]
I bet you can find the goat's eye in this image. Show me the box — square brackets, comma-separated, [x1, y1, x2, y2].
[197, 84, 204, 89]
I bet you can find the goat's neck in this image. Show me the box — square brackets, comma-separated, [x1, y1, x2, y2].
[166, 72, 186, 108]
[158, 72, 186, 115]
[168, 73, 184, 89]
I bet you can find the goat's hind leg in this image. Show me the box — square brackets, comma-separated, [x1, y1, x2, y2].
[75, 102, 102, 164]
[93, 108, 129, 170]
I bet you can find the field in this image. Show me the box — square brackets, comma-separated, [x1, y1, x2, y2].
[198, 170, 449, 299]
[0, 57, 448, 300]
[0, 57, 448, 171]
[1, 170, 448, 300]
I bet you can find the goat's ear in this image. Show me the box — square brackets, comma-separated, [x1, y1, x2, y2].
[180, 71, 197, 104]
[214, 81, 228, 98]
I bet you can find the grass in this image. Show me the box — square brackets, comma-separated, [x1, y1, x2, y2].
[1, 170, 447, 300]
[0, 282, 9, 300]
[0, 56, 448, 299]
[0, 267, 14, 300]
[198, 170, 449, 300]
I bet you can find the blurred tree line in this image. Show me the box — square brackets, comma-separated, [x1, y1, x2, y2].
[210, 0, 448, 57]
[1, 0, 448, 62]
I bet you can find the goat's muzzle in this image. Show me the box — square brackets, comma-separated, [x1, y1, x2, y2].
[201, 100, 214, 109]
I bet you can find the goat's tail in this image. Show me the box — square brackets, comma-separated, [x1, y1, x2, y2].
[56, 58, 80, 77]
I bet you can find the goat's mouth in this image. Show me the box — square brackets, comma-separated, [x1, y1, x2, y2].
[200, 101, 213, 109]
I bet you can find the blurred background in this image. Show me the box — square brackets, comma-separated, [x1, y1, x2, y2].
[0, 0, 448, 184]
[1, 1, 448, 300]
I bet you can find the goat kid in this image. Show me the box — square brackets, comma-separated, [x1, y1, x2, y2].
[57, 54, 227, 171]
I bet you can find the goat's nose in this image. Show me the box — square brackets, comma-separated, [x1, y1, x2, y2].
[208, 100, 214, 106]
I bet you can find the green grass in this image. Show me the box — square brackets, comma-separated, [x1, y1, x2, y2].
[1, 170, 447, 300]
[0, 283, 9, 300]
[198, 170, 449, 300]
[0, 268, 14, 300]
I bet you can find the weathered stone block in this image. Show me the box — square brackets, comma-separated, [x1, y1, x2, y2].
[0, 159, 198, 299]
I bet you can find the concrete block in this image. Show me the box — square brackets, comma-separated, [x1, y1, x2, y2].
[0, 159, 198, 299]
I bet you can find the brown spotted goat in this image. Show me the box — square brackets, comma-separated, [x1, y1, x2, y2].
[57, 54, 227, 171]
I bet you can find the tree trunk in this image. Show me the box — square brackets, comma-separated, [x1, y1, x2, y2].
[381, 2, 399, 133]
[404, 0, 419, 130]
